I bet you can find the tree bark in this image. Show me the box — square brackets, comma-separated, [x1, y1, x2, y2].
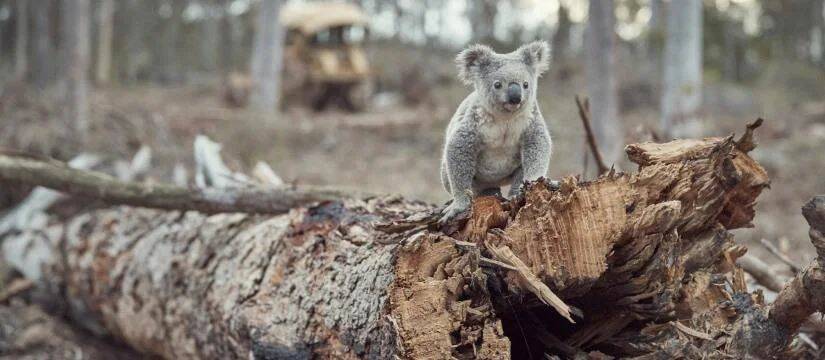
[250, 0, 285, 110]
[661, 0, 703, 138]
[10, 121, 823, 359]
[95, 0, 115, 85]
[14, 0, 28, 79]
[61, 0, 91, 141]
[584, 0, 622, 170]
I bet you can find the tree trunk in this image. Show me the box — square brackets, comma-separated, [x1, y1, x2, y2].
[219, 0, 234, 75]
[551, 3, 571, 64]
[199, 2, 220, 72]
[8, 122, 822, 359]
[61, 0, 91, 141]
[14, 0, 28, 79]
[156, 0, 183, 83]
[122, 0, 145, 83]
[661, 0, 703, 138]
[467, 0, 497, 44]
[584, 0, 622, 170]
[30, 0, 53, 89]
[95, 0, 114, 85]
[249, 0, 284, 111]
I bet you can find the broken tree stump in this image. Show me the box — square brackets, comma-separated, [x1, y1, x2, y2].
[5, 121, 822, 359]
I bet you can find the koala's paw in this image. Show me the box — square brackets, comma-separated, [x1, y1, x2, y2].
[438, 200, 470, 225]
[507, 185, 524, 198]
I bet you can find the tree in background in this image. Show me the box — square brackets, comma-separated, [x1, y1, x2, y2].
[14, 0, 27, 79]
[249, 0, 284, 111]
[95, 0, 115, 85]
[31, 0, 53, 89]
[661, 0, 703, 138]
[467, 0, 498, 44]
[585, 0, 622, 169]
[61, 0, 91, 140]
[552, 3, 571, 64]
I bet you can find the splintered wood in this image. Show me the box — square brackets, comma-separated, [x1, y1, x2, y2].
[447, 120, 775, 357]
[391, 234, 510, 359]
[477, 135, 768, 300]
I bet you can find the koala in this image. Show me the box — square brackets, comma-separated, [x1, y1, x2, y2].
[439, 41, 553, 223]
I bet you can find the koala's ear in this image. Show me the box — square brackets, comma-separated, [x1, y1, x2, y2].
[519, 41, 550, 76]
[456, 44, 493, 85]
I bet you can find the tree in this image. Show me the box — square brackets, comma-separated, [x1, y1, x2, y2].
[551, 3, 571, 64]
[14, 0, 27, 79]
[661, 0, 703, 138]
[467, 0, 497, 44]
[249, 0, 285, 110]
[61, 0, 91, 139]
[95, 0, 115, 84]
[584, 0, 622, 170]
[30, 0, 53, 88]
[219, 0, 234, 74]
[156, 0, 184, 83]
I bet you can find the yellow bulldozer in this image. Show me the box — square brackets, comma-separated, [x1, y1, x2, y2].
[224, 2, 372, 111]
[280, 2, 372, 111]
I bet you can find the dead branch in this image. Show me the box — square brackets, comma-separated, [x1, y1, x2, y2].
[0, 153, 100, 235]
[575, 95, 609, 175]
[0, 154, 373, 216]
[761, 238, 801, 273]
[0, 278, 33, 303]
[729, 196, 825, 357]
[737, 253, 787, 292]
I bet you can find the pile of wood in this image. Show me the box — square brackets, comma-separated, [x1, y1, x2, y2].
[1, 122, 825, 359]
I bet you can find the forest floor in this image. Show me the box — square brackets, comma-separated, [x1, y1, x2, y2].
[1, 70, 824, 287]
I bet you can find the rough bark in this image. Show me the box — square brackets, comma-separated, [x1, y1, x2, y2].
[250, 0, 285, 110]
[584, 0, 622, 170]
[0, 302, 142, 359]
[8, 121, 819, 359]
[61, 0, 92, 140]
[661, 0, 703, 138]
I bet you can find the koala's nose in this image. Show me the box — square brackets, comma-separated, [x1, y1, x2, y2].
[507, 83, 522, 104]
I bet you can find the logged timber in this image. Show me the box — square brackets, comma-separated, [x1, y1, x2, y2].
[7, 120, 823, 359]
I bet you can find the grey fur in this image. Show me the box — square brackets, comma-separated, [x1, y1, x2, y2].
[440, 41, 553, 222]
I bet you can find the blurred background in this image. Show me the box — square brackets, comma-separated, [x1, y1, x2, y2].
[0, 0, 823, 264]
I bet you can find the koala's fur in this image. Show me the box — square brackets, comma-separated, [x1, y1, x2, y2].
[439, 41, 553, 222]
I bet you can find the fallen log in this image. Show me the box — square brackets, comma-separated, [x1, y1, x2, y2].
[4, 120, 822, 359]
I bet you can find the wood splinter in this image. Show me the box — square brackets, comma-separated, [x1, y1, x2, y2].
[485, 234, 576, 323]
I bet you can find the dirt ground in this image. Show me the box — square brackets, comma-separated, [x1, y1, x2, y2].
[1, 68, 824, 275]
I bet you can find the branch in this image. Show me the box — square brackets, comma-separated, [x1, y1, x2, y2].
[0, 154, 373, 215]
[575, 95, 609, 175]
[760, 238, 801, 273]
[731, 196, 825, 357]
[736, 253, 786, 292]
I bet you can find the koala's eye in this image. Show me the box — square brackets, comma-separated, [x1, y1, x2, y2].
[493, 81, 502, 89]
[523, 81, 529, 89]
